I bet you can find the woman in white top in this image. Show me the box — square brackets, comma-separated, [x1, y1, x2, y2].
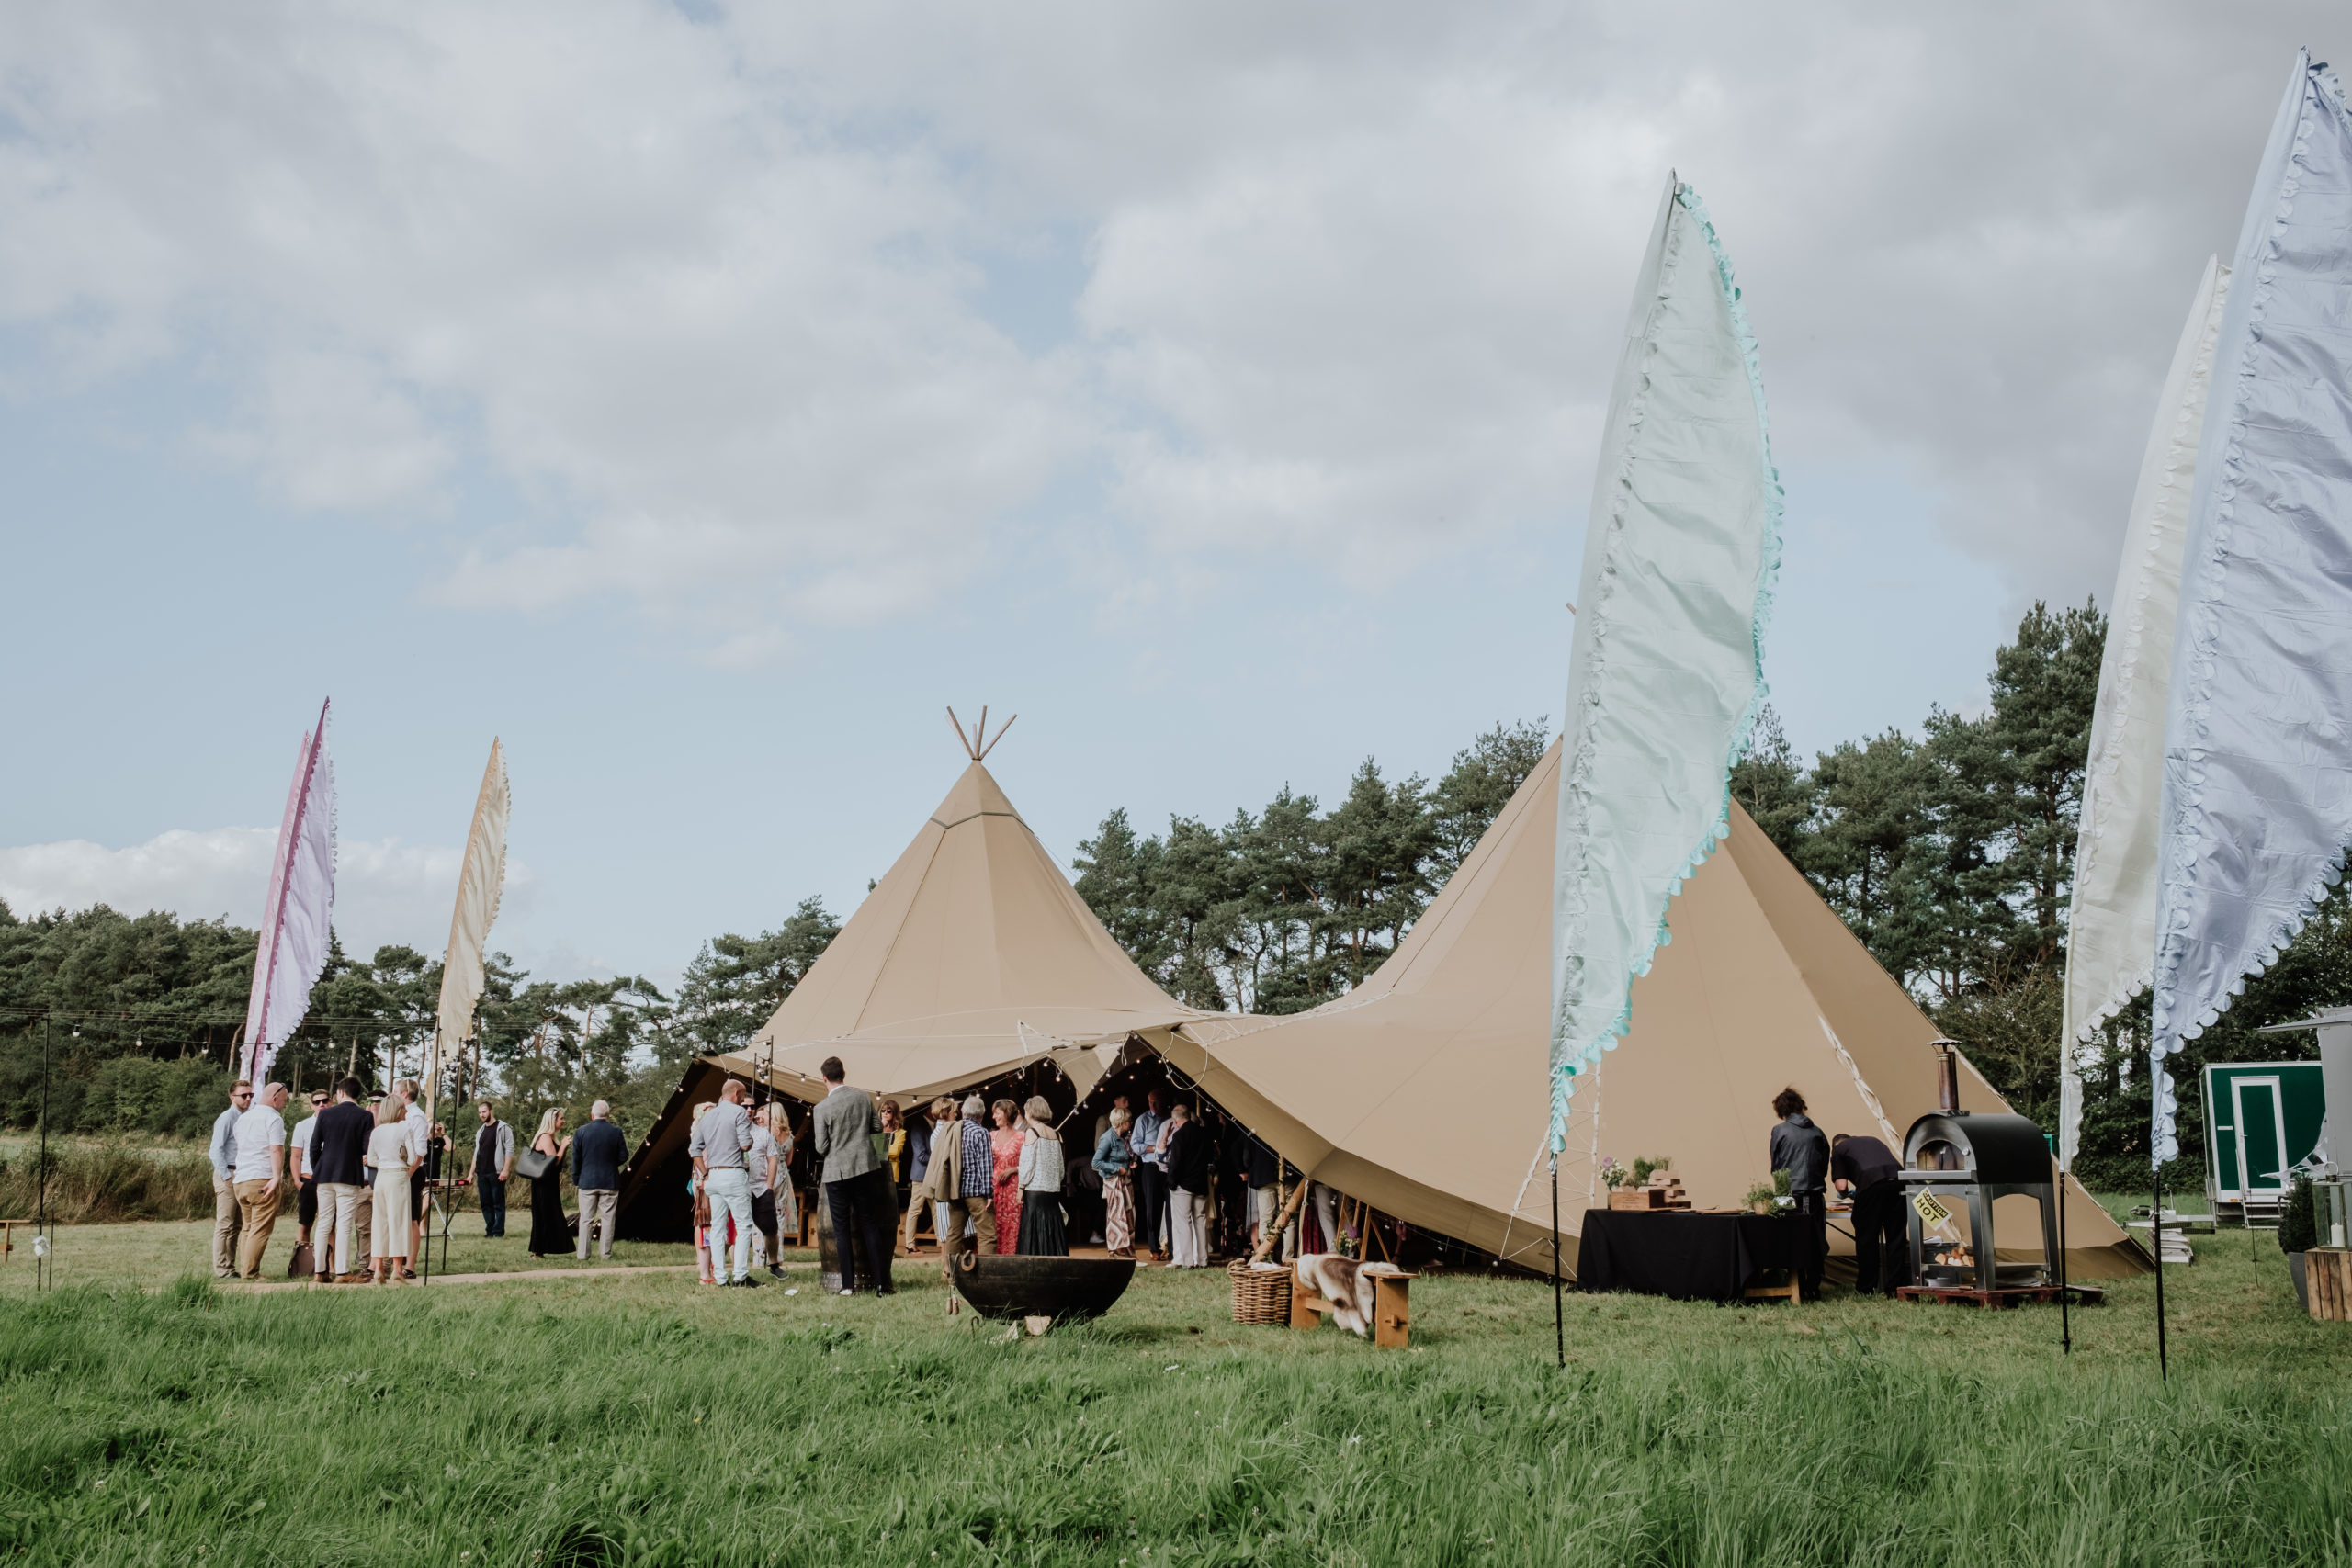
[1014, 1096, 1068, 1257]
[365, 1096, 415, 1283]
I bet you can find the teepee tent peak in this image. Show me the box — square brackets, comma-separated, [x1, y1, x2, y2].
[946, 705, 1018, 762]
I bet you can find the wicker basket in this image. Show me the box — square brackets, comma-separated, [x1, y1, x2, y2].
[1229, 1258, 1293, 1325]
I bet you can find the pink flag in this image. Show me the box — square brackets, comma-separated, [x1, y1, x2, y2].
[243, 699, 337, 1083]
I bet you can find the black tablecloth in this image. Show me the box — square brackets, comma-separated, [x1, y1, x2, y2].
[1577, 1209, 1804, 1302]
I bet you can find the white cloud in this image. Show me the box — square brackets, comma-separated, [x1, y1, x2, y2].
[4, 1, 2347, 635]
[0, 828, 538, 964]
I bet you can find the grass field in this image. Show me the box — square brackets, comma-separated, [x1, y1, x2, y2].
[2, 1211, 2348, 1566]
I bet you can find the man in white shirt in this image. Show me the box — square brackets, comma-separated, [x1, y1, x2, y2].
[397, 1079, 430, 1277]
[289, 1089, 327, 1261]
[689, 1079, 759, 1288]
[231, 1082, 290, 1278]
[208, 1080, 254, 1279]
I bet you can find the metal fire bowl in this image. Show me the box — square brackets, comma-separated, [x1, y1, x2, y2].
[950, 1253, 1137, 1323]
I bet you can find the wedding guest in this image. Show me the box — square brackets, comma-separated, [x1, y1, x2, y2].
[915, 1097, 957, 1265]
[396, 1079, 430, 1279]
[470, 1100, 514, 1237]
[1094, 1107, 1137, 1258]
[208, 1080, 253, 1279]
[1163, 1101, 1211, 1269]
[900, 1100, 935, 1254]
[989, 1100, 1025, 1256]
[692, 1080, 761, 1289]
[1015, 1097, 1068, 1256]
[232, 1082, 290, 1279]
[748, 1102, 786, 1278]
[309, 1077, 373, 1283]
[1131, 1090, 1170, 1262]
[571, 1100, 626, 1262]
[290, 1089, 327, 1261]
[878, 1099, 909, 1251]
[685, 1101, 716, 1284]
[366, 1096, 415, 1284]
[809, 1060, 890, 1296]
[948, 1094, 997, 1261]
[526, 1108, 572, 1260]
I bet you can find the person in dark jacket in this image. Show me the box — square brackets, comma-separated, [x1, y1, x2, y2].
[1768, 1088, 1831, 1301]
[571, 1100, 628, 1261]
[1162, 1103, 1214, 1268]
[1831, 1131, 1905, 1296]
[309, 1077, 377, 1283]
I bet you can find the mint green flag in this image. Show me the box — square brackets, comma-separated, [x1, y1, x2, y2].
[1549, 176, 1782, 1151]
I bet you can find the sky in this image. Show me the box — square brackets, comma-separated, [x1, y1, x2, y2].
[2, 4, 2345, 992]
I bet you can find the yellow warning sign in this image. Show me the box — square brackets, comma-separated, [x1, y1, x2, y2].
[1912, 1191, 1951, 1227]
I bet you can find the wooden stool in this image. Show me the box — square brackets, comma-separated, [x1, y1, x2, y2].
[1290, 1268, 1419, 1348]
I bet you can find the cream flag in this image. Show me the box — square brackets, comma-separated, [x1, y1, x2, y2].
[428, 739, 510, 1096]
[2058, 257, 2228, 1170]
[1548, 176, 1781, 1150]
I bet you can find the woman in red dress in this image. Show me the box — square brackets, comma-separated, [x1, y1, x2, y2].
[989, 1098, 1025, 1255]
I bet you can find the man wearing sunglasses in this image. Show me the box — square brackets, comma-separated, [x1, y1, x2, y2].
[209, 1080, 254, 1279]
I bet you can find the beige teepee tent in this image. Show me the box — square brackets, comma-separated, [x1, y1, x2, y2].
[616, 740, 1206, 1235]
[1165, 740, 2146, 1280]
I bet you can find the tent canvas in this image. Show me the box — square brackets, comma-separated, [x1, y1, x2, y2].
[616, 758, 1205, 1235]
[1166, 739, 2145, 1280]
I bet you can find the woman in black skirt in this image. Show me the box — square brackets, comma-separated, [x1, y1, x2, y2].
[1014, 1095, 1068, 1256]
[526, 1107, 572, 1258]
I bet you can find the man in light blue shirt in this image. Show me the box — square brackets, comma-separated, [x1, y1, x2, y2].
[1130, 1091, 1170, 1263]
[208, 1079, 254, 1280]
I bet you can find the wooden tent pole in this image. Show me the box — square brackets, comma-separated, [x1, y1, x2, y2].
[1250, 1179, 1309, 1264]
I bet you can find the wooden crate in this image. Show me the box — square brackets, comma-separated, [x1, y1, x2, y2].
[1609, 1189, 1665, 1211]
[2308, 1247, 2352, 1322]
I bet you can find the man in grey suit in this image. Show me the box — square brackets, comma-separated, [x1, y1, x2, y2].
[810, 1055, 894, 1297]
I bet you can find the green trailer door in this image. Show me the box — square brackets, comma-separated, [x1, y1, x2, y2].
[2204, 1062, 2327, 1200]
[2233, 1077, 2288, 1195]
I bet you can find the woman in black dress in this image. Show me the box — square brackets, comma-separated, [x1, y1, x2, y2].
[526, 1107, 571, 1258]
[1015, 1096, 1069, 1257]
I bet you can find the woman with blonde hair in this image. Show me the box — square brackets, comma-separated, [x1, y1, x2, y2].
[1015, 1096, 1068, 1257]
[364, 1095, 414, 1284]
[1093, 1106, 1137, 1258]
[526, 1107, 571, 1259]
[989, 1099, 1025, 1255]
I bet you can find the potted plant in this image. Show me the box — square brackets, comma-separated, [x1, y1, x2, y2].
[2281, 1174, 2317, 1314]
[1771, 1168, 1793, 1210]
[1743, 1180, 1778, 1216]
[1600, 1156, 1627, 1191]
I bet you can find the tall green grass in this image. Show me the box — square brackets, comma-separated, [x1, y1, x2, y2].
[0, 1142, 215, 1224]
[2, 1253, 2348, 1566]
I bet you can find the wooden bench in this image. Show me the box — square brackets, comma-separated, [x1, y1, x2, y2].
[1290, 1267, 1419, 1348]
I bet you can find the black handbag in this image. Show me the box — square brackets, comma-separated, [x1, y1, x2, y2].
[514, 1147, 554, 1181]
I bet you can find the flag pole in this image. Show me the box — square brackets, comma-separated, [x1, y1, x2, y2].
[1551, 1154, 1564, 1371]
[2153, 1168, 2168, 1381]
[37, 1017, 51, 1292]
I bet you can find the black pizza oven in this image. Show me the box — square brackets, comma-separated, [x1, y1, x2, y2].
[1896, 1044, 2061, 1292]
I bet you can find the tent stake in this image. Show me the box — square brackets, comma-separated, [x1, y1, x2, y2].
[2153, 1170, 2167, 1382]
[1551, 1155, 1564, 1371]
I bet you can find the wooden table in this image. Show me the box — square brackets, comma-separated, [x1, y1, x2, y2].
[1291, 1267, 1419, 1348]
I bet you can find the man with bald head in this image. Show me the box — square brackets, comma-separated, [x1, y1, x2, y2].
[690, 1078, 759, 1287]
